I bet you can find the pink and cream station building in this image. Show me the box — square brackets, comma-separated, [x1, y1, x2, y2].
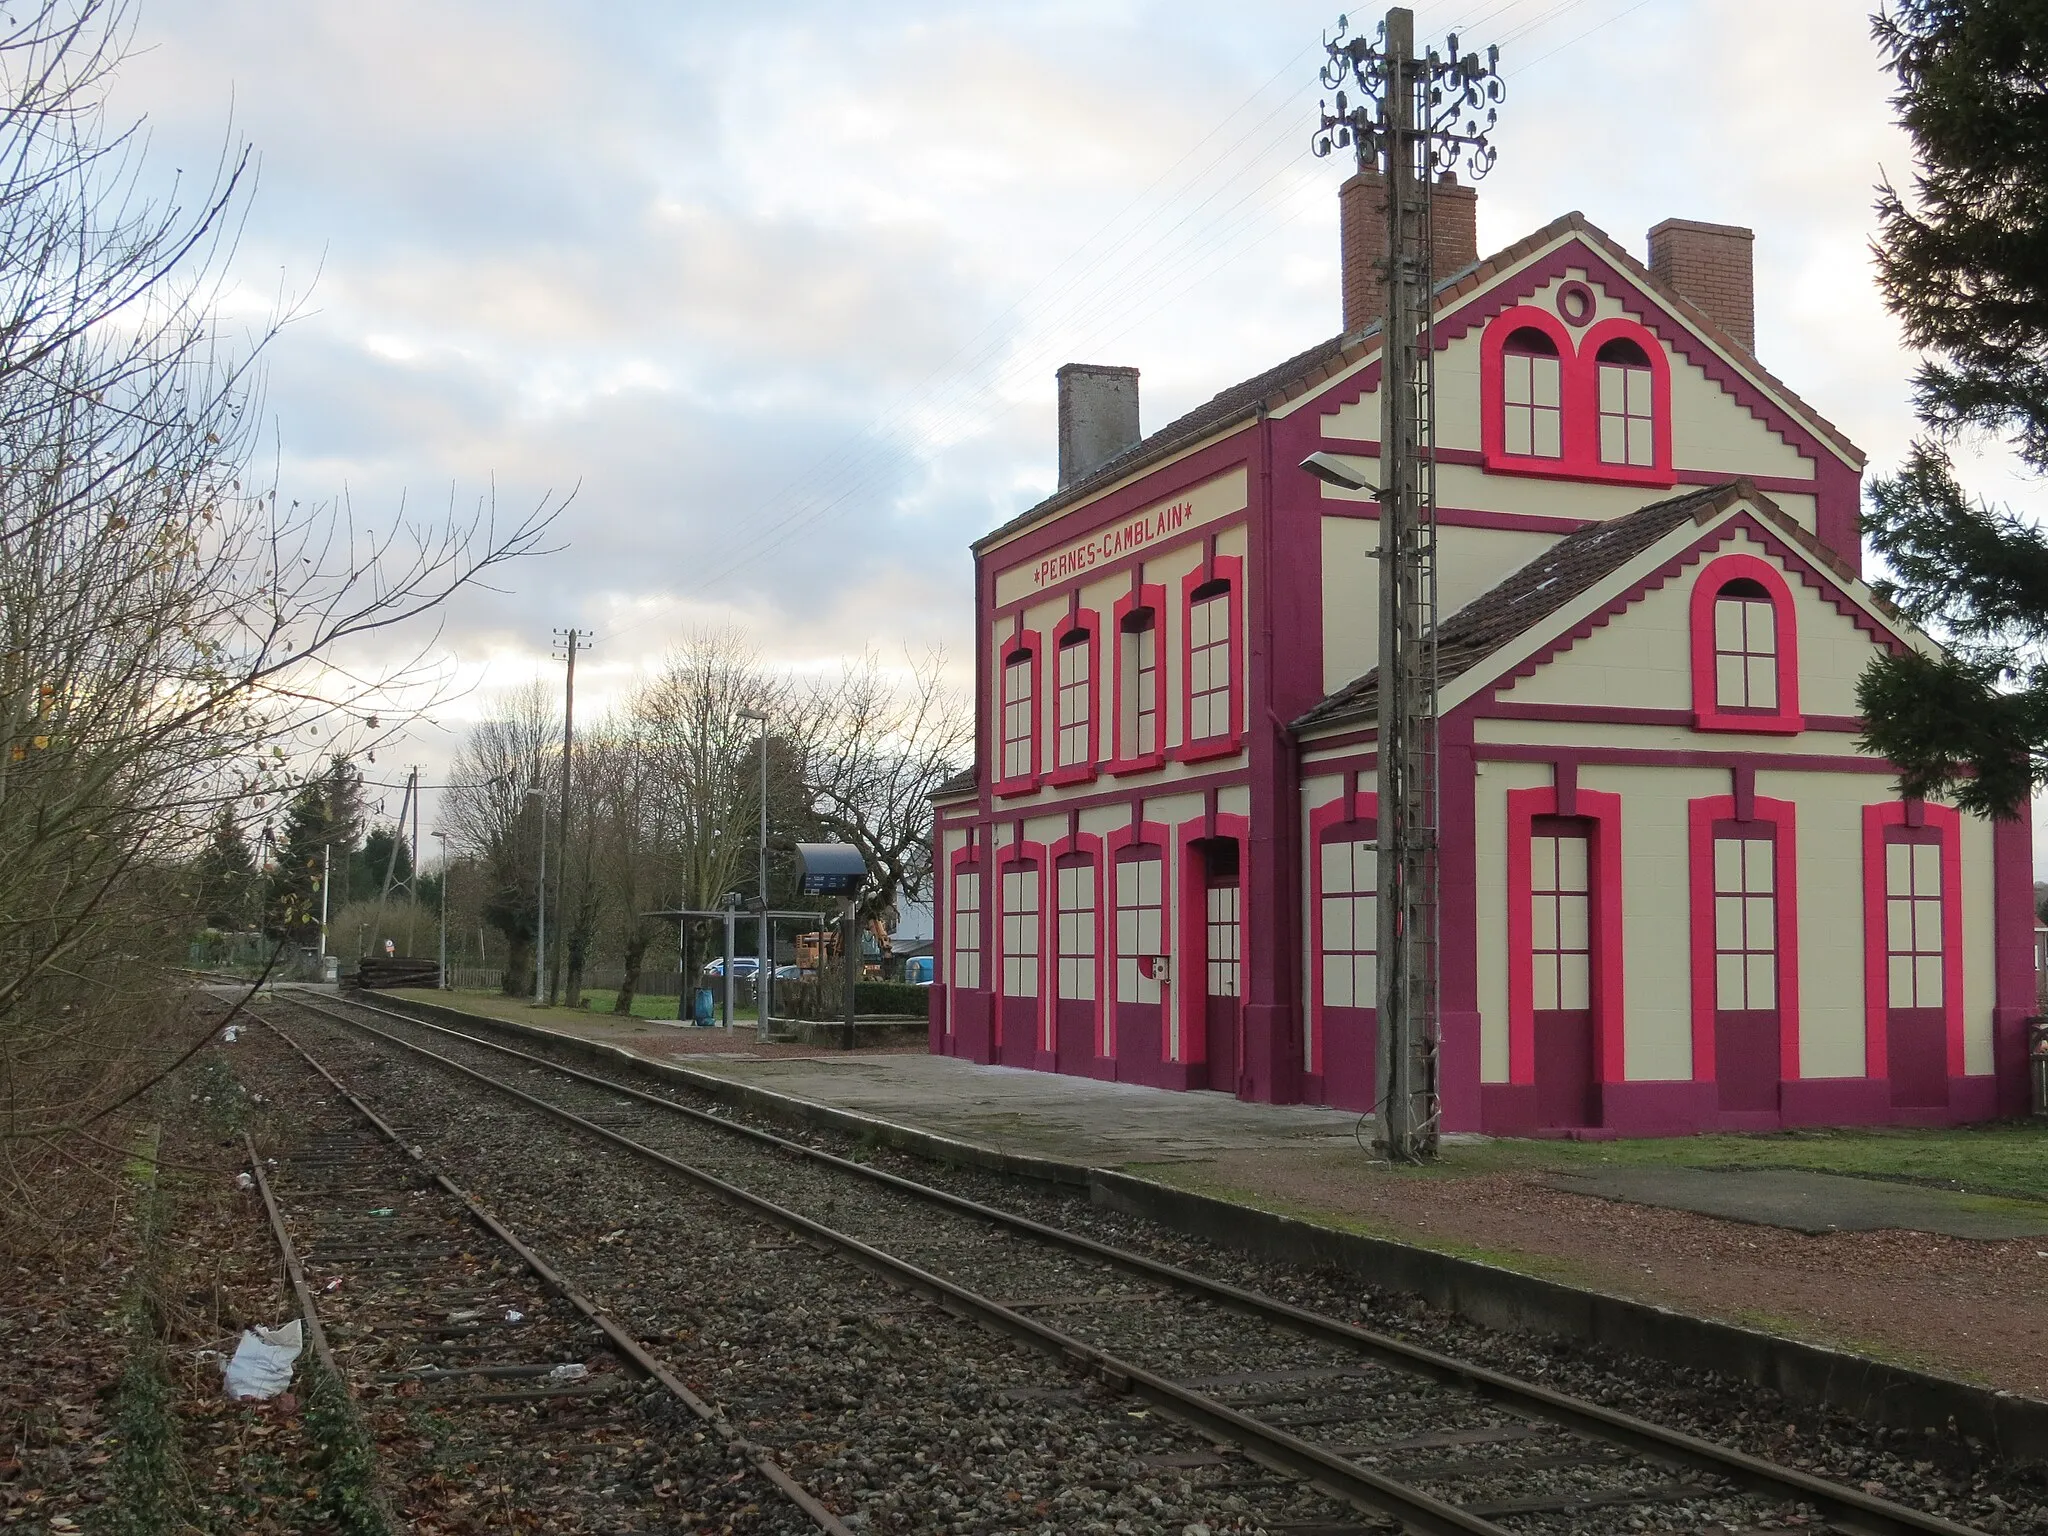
[928, 171, 2039, 1137]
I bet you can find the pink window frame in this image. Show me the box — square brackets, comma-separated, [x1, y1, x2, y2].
[1048, 829, 1107, 1055]
[1688, 554, 1803, 734]
[1173, 810, 1251, 1067]
[1686, 794, 1802, 1084]
[1046, 610, 1100, 787]
[1109, 583, 1167, 775]
[993, 837, 1049, 1053]
[944, 842, 985, 1040]
[1103, 818, 1170, 1060]
[1505, 785, 1626, 1086]
[1478, 305, 1676, 488]
[1307, 789, 1378, 1079]
[1174, 554, 1244, 764]
[993, 627, 1043, 798]
[1860, 801, 1965, 1082]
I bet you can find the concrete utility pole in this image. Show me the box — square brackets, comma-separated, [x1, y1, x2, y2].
[1315, 8, 1503, 1162]
[739, 707, 771, 1033]
[431, 830, 449, 988]
[549, 628, 589, 1006]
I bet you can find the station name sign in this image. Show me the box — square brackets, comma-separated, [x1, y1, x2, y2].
[992, 467, 1246, 608]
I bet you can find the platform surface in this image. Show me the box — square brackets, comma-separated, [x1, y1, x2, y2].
[1546, 1165, 2048, 1239]
[681, 1050, 1369, 1166]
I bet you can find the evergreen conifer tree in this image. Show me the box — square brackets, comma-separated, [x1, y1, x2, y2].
[195, 806, 257, 929]
[1859, 3, 2048, 815]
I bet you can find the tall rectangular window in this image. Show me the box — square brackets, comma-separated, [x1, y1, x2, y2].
[1056, 861, 1096, 1000]
[1886, 838, 1944, 1008]
[1001, 864, 1040, 997]
[1056, 635, 1090, 768]
[1597, 339, 1655, 467]
[1121, 616, 1158, 757]
[1714, 584, 1778, 712]
[1530, 829, 1591, 1011]
[1713, 835, 1776, 1010]
[953, 869, 981, 990]
[1114, 854, 1163, 1004]
[1188, 586, 1232, 741]
[1001, 652, 1034, 781]
[1502, 333, 1563, 458]
[1205, 884, 1241, 998]
[1319, 836, 1377, 1008]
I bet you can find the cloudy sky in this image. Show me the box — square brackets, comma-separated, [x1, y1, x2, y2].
[110, 0, 2039, 847]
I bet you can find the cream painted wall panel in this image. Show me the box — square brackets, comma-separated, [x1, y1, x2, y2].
[1023, 815, 1067, 849]
[1303, 772, 1345, 812]
[1322, 517, 1379, 695]
[1475, 760, 1550, 1081]
[1580, 764, 1718, 1081]
[1771, 780, 1867, 1079]
[1669, 353, 1812, 479]
[1961, 810, 1995, 1076]
[1143, 791, 1205, 830]
[1077, 803, 1127, 839]
[1218, 784, 1250, 819]
[1473, 716, 1875, 761]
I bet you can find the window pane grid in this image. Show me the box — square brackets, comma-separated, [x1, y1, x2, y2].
[1205, 884, 1240, 998]
[1115, 856, 1163, 1004]
[1712, 595, 1777, 711]
[1001, 866, 1039, 997]
[1712, 835, 1776, 1010]
[1002, 655, 1034, 778]
[1885, 837, 1944, 1009]
[1189, 590, 1231, 741]
[1056, 637, 1090, 767]
[1503, 351, 1563, 458]
[1318, 836, 1378, 1008]
[1056, 862, 1095, 1001]
[1530, 832, 1591, 1011]
[1122, 620, 1158, 756]
[1598, 361, 1654, 467]
[953, 870, 981, 990]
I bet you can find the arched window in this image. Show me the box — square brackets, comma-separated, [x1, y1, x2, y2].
[1712, 577, 1777, 712]
[1689, 556, 1803, 734]
[1595, 336, 1654, 468]
[952, 862, 982, 991]
[1187, 579, 1233, 740]
[1111, 582, 1166, 773]
[1052, 619, 1096, 777]
[995, 633, 1041, 793]
[1501, 328, 1563, 459]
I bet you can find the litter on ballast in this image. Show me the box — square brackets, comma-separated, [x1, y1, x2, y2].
[547, 1363, 589, 1383]
[223, 1320, 303, 1400]
[367, 1207, 394, 1217]
[220, 1025, 240, 1043]
[234, 1172, 254, 1190]
[447, 1308, 483, 1323]
[504, 1309, 525, 1323]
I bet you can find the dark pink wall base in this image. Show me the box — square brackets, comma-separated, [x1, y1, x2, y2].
[1321, 1008, 1376, 1113]
[1781, 1075, 1895, 1127]
[1994, 1007, 2036, 1118]
[1085, 1055, 1119, 1081]
[1479, 1083, 1540, 1136]
[945, 992, 996, 1065]
[1439, 1009, 1483, 1131]
[1240, 1002, 1300, 1102]
[1599, 1079, 1716, 1138]
[1301, 1070, 1327, 1105]
[928, 985, 946, 1055]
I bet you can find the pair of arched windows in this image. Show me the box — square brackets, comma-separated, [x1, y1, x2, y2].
[1481, 306, 1673, 486]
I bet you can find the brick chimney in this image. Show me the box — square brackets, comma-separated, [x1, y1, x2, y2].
[1648, 218, 1755, 353]
[1057, 364, 1141, 489]
[1340, 167, 1479, 338]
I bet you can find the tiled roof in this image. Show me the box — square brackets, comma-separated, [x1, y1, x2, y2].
[931, 765, 977, 801]
[973, 211, 1864, 556]
[1293, 480, 1755, 733]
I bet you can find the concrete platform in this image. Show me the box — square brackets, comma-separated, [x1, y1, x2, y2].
[678, 1051, 1370, 1167]
[1547, 1166, 2048, 1240]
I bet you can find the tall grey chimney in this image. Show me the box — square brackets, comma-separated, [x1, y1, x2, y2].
[1057, 364, 1141, 488]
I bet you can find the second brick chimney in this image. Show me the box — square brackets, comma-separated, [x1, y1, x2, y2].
[1340, 167, 1479, 338]
[1648, 218, 1755, 353]
[1057, 364, 1141, 489]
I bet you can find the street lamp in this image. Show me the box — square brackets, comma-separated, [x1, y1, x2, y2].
[524, 787, 547, 1005]
[430, 830, 449, 989]
[739, 706, 770, 1033]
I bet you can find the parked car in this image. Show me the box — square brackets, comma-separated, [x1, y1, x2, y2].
[699, 957, 761, 980]
[774, 964, 811, 982]
[904, 955, 935, 985]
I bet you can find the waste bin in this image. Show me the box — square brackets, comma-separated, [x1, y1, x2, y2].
[692, 987, 716, 1028]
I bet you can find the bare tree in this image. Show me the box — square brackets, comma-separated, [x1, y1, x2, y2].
[440, 684, 559, 997]
[802, 648, 971, 958]
[582, 731, 662, 1014]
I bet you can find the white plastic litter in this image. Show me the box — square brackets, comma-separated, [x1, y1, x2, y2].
[233, 1172, 253, 1191]
[220, 1025, 240, 1043]
[503, 1309, 525, 1324]
[547, 1363, 589, 1384]
[222, 1320, 302, 1400]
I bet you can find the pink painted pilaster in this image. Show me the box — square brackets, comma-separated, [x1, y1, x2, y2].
[1992, 807, 2037, 1117]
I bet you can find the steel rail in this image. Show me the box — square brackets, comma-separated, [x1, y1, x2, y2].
[284, 991, 1992, 1536]
[266, 995, 1519, 1536]
[249, 1010, 856, 1536]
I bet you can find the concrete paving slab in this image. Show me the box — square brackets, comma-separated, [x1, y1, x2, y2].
[1546, 1166, 2048, 1240]
[677, 1051, 1369, 1166]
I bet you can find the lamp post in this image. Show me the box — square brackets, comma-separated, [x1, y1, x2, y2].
[431, 830, 449, 989]
[739, 706, 770, 1034]
[524, 787, 547, 1005]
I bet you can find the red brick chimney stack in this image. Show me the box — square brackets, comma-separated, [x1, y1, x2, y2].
[1648, 218, 1755, 354]
[1339, 167, 1479, 339]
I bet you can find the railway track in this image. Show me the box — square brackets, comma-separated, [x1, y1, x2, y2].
[243, 1017, 855, 1533]
[246, 988, 1993, 1536]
